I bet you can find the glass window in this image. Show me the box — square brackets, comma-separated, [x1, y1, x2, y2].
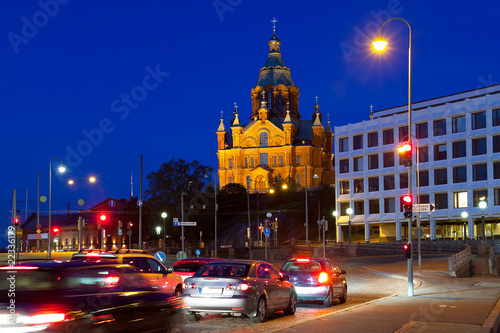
[418, 146, 429, 163]
[298, 174, 301, 186]
[383, 152, 394, 167]
[434, 144, 447, 161]
[493, 109, 500, 127]
[368, 177, 379, 192]
[229, 158, 233, 168]
[354, 201, 364, 215]
[452, 115, 466, 133]
[452, 141, 466, 158]
[383, 129, 394, 145]
[368, 154, 378, 170]
[339, 159, 348, 173]
[472, 111, 486, 130]
[472, 138, 487, 155]
[384, 175, 395, 190]
[297, 155, 301, 165]
[433, 119, 446, 136]
[353, 135, 363, 150]
[453, 166, 467, 183]
[453, 191, 468, 208]
[251, 156, 254, 167]
[353, 157, 363, 172]
[493, 135, 500, 153]
[473, 190, 487, 207]
[354, 179, 364, 193]
[259, 132, 268, 147]
[273, 155, 277, 166]
[340, 181, 350, 195]
[280, 155, 284, 165]
[495, 189, 500, 206]
[419, 170, 429, 187]
[384, 198, 395, 213]
[473, 163, 487, 181]
[245, 157, 248, 167]
[340, 202, 350, 216]
[399, 126, 408, 142]
[400, 173, 408, 189]
[494, 162, 500, 179]
[435, 193, 448, 209]
[434, 168, 447, 185]
[339, 138, 349, 152]
[419, 194, 429, 204]
[147, 258, 167, 274]
[368, 132, 378, 147]
[415, 122, 428, 139]
[260, 153, 268, 166]
[369, 199, 380, 214]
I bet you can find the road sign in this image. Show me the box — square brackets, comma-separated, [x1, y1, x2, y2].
[173, 221, 181, 226]
[155, 251, 166, 263]
[127, 230, 132, 236]
[173, 218, 178, 222]
[16, 228, 23, 238]
[412, 203, 436, 213]
[176, 251, 187, 260]
[195, 249, 201, 256]
[36, 234, 41, 238]
[263, 228, 271, 237]
[118, 229, 122, 235]
[109, 200, 116, 207]
[414, 228, 425, 238]
[137, 200, 143, 207]
[36, 229, 41, 233]
[36, 223, 41, 229]
[54, 236, 59, 242]
[181, 222, 197, 226]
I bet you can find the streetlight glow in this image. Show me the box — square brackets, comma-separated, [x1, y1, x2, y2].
[461, 211, 468, 219]
[332, 211, 338, 217]
[372, 36, 387, 51]
[161, 212, 167, 218]
[68, 179, 74, 185]
[479, 201, 487, 209]
[282, 184, 288, 189]
[58, 166, 66, 173]
[89, 176, 96, 183]
[346, 207, 353, 215]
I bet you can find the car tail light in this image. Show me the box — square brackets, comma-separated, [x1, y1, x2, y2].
[104, 276, 120, 286]
[21, 313, 66, 325]
[0, 266, 39, 270]
[318, 272, 329, 284]
[183, 282, 196, 289]
[296, 258, 310, 262]
[226, 283, 249, 291]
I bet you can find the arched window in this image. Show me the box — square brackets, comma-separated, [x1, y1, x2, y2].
[267, 90, 272, 107]
[230, 177, 233, 183]
[229, 158, 233, 168]
[260, 132, 268, 147]
[280, 155, 284, 165]
[251, 156, 255, 167]
[297, 155, 301, 165]
[298, 174, 301, 186]
[245, 157, 248, 167]
[278, 90, 283, 110]
[273, 155, 277, 166]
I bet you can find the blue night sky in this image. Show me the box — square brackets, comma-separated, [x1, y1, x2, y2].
[1, 0, 499, 244]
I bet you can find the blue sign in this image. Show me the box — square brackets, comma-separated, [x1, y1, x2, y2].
[154, 251, 166, 263]
[173, 221, 181, 226]
[263, 228, 271, 237]
[118, 229, 122, 235]
[195, 249, 201, 255]
[109, 200, 116, 207]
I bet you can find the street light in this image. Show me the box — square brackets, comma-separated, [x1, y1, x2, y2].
[161, 212, 167, 253]
[461, 211, 468, 241]
[156, 226, 161, 247]
[332, 211, 338, 244]
[346, 207, 353, 244]
[479, 198, 487, 240]
[205, 168, 218, 257]
[48, 157, 65, 259]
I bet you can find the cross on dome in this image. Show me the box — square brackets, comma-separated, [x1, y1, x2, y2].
[271, 17, 278, 31]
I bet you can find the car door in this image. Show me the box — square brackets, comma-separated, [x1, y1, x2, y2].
[123, 256, 158, 290]
[146, 258, 179, 296]
[268, 264, 290, 309]
[256, 263, 280, 310]
[328, 261, 344, 297]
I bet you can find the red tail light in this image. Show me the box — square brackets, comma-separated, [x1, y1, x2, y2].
[104, 276, 120, 286]
[226, 283, 249, 291]
[318, 272, 329, 284]
[22, 313, 65, 325]
[296, 258, 310, 262]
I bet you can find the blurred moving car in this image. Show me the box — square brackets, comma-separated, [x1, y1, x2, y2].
[71, 249, 183, 297]
[280, 257, 347, 307]
[182, 259, 296, 323]
[172, 258, 220, 281]
[0, 261, 183, 332]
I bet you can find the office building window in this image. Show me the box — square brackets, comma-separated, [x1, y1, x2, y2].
[434, 144, 447, 161]
[452, 115, 466, 133]
[400, 173, 408, 189]
[419, 146, 429, 163]
[259, 131, 268, 147]
[368, 132, 378, 147]
[473, 189, 487, 207]
[473, 163, 487, 181]
[383, 152, 394, 167]
[339, 159, 349, 173]
[383, 129, 394, 145]
[384, 175, 395, 190]
[369, 199, 380, 214]
[399, 126, 408, 142]
[472, 137, 487, 155]
[434, 168, 447, 185]
[368, 177, 379, 192]
[453, 166, 467, 183]
[493, 135, 500, 153]
[353, 156, 363, 172]
[494, 162, 500, 179]
[435, 193, 448, 209]
[452, 141, 466, 158]
[493, 109, 500, 127]
[472, 111, 486, 130]
[340, 202, 350, 216]
[419, 170, 429, 187]
[340, 181, 350, 195]
[420, 194, 430, 204]
[368, 154, 378, 170]
[353, 135, 363, 150]
[433, 119, 446, 136]
[339, 137, 349, 152]
[415, 122, 428, 139]
[384, 198, 395, 213]
[495, 189, 500, 206]
[453, 191, 468, 208]
[354, 179, 364, 193]
[354, 201, 364, 215]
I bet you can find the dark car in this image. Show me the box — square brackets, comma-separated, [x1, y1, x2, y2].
[280, 257, 347, 307]
[0, 261, 183, 332]
[182, 259, 296, 323]
[172, 257, 221, 281]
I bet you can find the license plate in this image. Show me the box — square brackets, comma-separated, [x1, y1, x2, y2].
[199, 287, 222, 295]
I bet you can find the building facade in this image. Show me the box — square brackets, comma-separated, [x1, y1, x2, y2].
[217, 29, 334, 192]
[334, 84, 500, 243]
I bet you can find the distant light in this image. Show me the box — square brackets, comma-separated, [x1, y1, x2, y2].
[89, 177, 96, 183]
[161, 212, 167, 218]
[68, 179, 74, 185]
[269, 189, 275, 194]
[479, 201, 487, 209]
[372, 37, 387, 51]
[461, 212, 468, 218]
[346, 208, 353, 215]
[332, 211, 338, 217]
[58, 166, 66, 173]
[282, 184, 288, 190]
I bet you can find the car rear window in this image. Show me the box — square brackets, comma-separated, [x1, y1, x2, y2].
[195, 263, 250, 277]
[173, 261, 207, 273]
[282, 261, 322, 272]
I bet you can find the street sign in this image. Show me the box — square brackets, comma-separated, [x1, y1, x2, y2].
[137, 200, 143, 207]
[36, 223, 41, 229]
[414, 228, 425, 238]
[127, 230, 132, 236]
[412, 203, 436, 213]
[181, 222, 197, 226]
[154, 251, 166, 263]
[195, 249, 201, 256]
[173, 218, 178, 222]
[109, 200, 116, 207]
[118, 229, 122, 235]
[16, 228, 23, 238]
[173, 221, 181, 226]
[36, 229, 41, 233]
[54, 236, 59, 242]
[263, 228, 271, 237]
[36, 234, 41, 238]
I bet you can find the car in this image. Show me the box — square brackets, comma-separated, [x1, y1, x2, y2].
[280, 257, 347, 307]
[172, 257, 221, 281]
[182, 259, 297, 323]
[0, 261, 183, 332]
[71, 249, 184, 297]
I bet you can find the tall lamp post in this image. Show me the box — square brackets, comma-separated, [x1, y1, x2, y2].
[205, 167, 218, 257]
[373, 17, 414, 297]
[156, 226, 161, 248]
[461, 211, 468, 242]
[479, 198, 487, 240]
[346, 207, 353, 243]
[161, 212, 167, 253]
[48, 157, 65, 259]
[246, 176, 252, 248]
[332, 211, 338, 244]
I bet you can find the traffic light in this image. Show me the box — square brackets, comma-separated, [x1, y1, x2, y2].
[398, 142, 412, 167]
[14, 216, 20, 227]
[402, 194, 413, 218]
[403, 243, 412, 259]
[100, 214, 107, 222]
[52, 227, 60, 235]
[268, 221, 273, 228]
[128, 222, 133, 229]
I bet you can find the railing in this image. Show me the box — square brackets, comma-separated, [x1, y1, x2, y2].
[448, 247, 471, 270]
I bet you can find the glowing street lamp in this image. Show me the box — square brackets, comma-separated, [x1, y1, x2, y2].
[161, 212, 167, 253]
[346, 207, 353, 244]
[479, 198, 487, 240]
[461, 211, 468, 241]
[372, 37, 388, 51]
[332, 211, 338, 244]
[48, 157, 65, 259]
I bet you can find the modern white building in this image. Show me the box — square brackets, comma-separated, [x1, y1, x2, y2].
[334, 84, 500, 243]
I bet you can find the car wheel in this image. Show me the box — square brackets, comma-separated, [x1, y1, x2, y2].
[324, 288, 333, 307]
[284, 292, 297, 315]
[250, 297, 267, 323]
[338, 285, 347, 304]
[185, 311, 201, 322]
[175, 285, 182, 298]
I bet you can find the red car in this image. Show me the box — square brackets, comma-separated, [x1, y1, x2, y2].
[172, 258, 220, 281]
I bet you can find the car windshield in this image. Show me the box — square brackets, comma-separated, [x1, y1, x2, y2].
[173, 261, 207, 273]
[194, 263, 250, 277]
[282, 261, 322, 272]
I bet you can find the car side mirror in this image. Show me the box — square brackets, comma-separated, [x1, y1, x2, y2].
[167, 267, 173, 274]
[340, 270, 346, 275]
[280, 274, 290, 281]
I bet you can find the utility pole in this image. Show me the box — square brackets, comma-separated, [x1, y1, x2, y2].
[139, 154, 143, 249]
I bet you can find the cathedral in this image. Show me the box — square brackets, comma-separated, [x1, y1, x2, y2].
[216, 26, 334, 193]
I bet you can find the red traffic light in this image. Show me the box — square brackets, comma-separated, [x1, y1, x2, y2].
[14, 216, 20, 226]
[402, 195, 412, 204]
[397, 143, 412, 153]
[128, 222, 133, 228]
[100, 214, 107, 221]
[52, 227, 60, 234]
